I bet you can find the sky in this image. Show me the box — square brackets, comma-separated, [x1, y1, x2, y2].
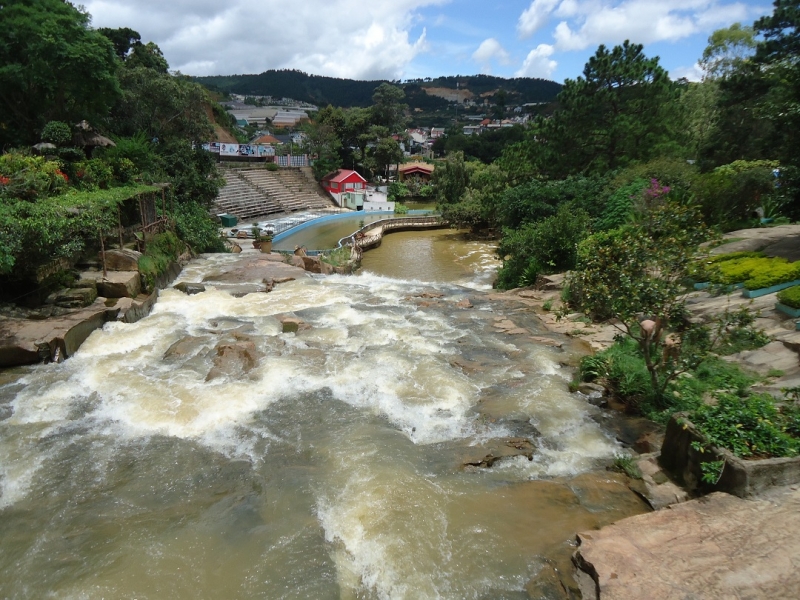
[84, 0, 773, 83]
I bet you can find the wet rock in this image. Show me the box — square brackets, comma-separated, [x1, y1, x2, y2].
[462, 437, 536, 468]
[301, 256, 323, 273]
[525, 562, 571, 600]
[174, 282, 206, 295]
[273, 277, 295, 284]
[103, 248, 142, 271]
[517, 289, 542, 299]
[456, 298, 473, 308]
[279, 316, 310, 334]
[578, 382, 606, 396]
[449, 356, 486, 373]
[419, 291, 444, 299]
[163, 336, 204, 361]
[205, 340, 260, 381]
[231, 243, 242, 253]
[96, 271, 141, 298]
[529, 335, 564, 348]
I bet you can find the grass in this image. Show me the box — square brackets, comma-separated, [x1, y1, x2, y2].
[611, 454, 642, 479]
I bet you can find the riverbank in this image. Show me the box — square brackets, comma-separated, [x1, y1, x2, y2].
[501, 224, 800, 599]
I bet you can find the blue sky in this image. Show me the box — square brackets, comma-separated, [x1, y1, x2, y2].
[85, 0, 773, 82]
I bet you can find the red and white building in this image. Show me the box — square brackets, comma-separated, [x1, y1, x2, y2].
[321, 169, 368, 206]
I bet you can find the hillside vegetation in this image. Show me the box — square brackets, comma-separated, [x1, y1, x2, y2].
[193, 70, 562, 109]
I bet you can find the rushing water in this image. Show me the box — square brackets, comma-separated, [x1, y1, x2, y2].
[0, 240, 648, 599]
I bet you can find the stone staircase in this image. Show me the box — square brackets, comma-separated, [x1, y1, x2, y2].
[214, 171, 283, 221]
[213, 167, 334, 220]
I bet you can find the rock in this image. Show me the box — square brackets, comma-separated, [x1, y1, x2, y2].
[279, 316, 310, 334]
[301, 256, 322, 273]
[573, 488, 800, 600]
[493, 319, 518, 330]
[578, 382, 606, 396]
[54, 287, 97, 308]
[174, 282, 206, 295]
[103, 248, 142, 271]
[205, 340, 260, 381]
[290, 255, 305, 268]
[462, 437, 536, 468]
[231, 243, 242, 254]
[96, 271, 141, 298]
[517, 290, 541, 299]
[535, 273, 566, 290]
[419, 291, 444, 299]
[633, 455, 690, 510]
[163, 336, 204, 361]
[262, 278, 274, 293]
[530, 335, 564, 348]
[456, 298, 473, 308]
[0, 300, 120, 367]
[632, 431, 663, 455]
[273, 277, 295, 284]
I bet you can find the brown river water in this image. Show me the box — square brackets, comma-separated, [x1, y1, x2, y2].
[0, 230, 648, 599]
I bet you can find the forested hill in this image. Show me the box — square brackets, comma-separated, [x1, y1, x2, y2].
[192, 70, 562, 108]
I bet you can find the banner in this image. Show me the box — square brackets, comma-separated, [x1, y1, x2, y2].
[208, 142, 220, 153]
[238, 144, 256, 157]
[257, 145, 275, 157]
[220, 143, 240, 156]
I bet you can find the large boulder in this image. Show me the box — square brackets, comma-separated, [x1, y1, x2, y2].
[96, 271, 142, 298]
[103, 248, 142, 271]
[174, 282, 206, 295]
[205, 340, 260, 381]
[54, 287, 97, 308]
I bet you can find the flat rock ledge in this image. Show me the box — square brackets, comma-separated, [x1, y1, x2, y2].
[573, 486, 800, 600]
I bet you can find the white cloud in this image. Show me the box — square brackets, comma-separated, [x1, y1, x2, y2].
[518, 0, 560, 38]
[517, 1, 768, 54]
[472, 38, 511, 73]
[671, 62, 704, 81]
[84, 0, 447, 79]
[515, 44, 558, 78]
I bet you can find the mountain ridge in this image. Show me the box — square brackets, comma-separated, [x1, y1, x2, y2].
[192, 70, 562, 110]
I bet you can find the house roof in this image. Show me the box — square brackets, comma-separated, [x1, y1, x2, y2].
[398, 162, 434, 174]
[253, 134, 281, 144]
[321, 169, 367, 184]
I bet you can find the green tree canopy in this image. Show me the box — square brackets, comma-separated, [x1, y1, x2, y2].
[538, 41, 679, 177]
[0, 0, 120, 147]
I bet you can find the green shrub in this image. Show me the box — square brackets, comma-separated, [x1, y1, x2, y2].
[744, 261, 800, 290]
[174, 200, 226, 253]
[394, 202, 409, 215]
[265, 162, 279, 171]
[41, 121, 72, 146]
[690, 393, 800, 459]
[778, 285, 800, 309]
[578, 339, 651, 408]
[496, 203, 590, 289]
[699, 253, 800, 289]
[138, 231, 185, 292]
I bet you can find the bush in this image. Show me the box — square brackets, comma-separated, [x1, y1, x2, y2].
[595, 179, 647, 231]
[265, 162, 279, 171]
[579, 339, 652, 409]
[174, 200, 226, 253]
[40, 121, 72, 146]
[690, 393, 800, 459]
[495, 202, 590, 289]
[699, 253, 800, 289]
[137, 231, 185, 292]
[778, 285, 800, 309]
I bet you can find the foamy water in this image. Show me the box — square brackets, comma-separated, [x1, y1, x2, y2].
[0, 257, 643, 599]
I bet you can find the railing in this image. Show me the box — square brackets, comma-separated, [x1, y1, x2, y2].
[337, 215, 446, 251]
